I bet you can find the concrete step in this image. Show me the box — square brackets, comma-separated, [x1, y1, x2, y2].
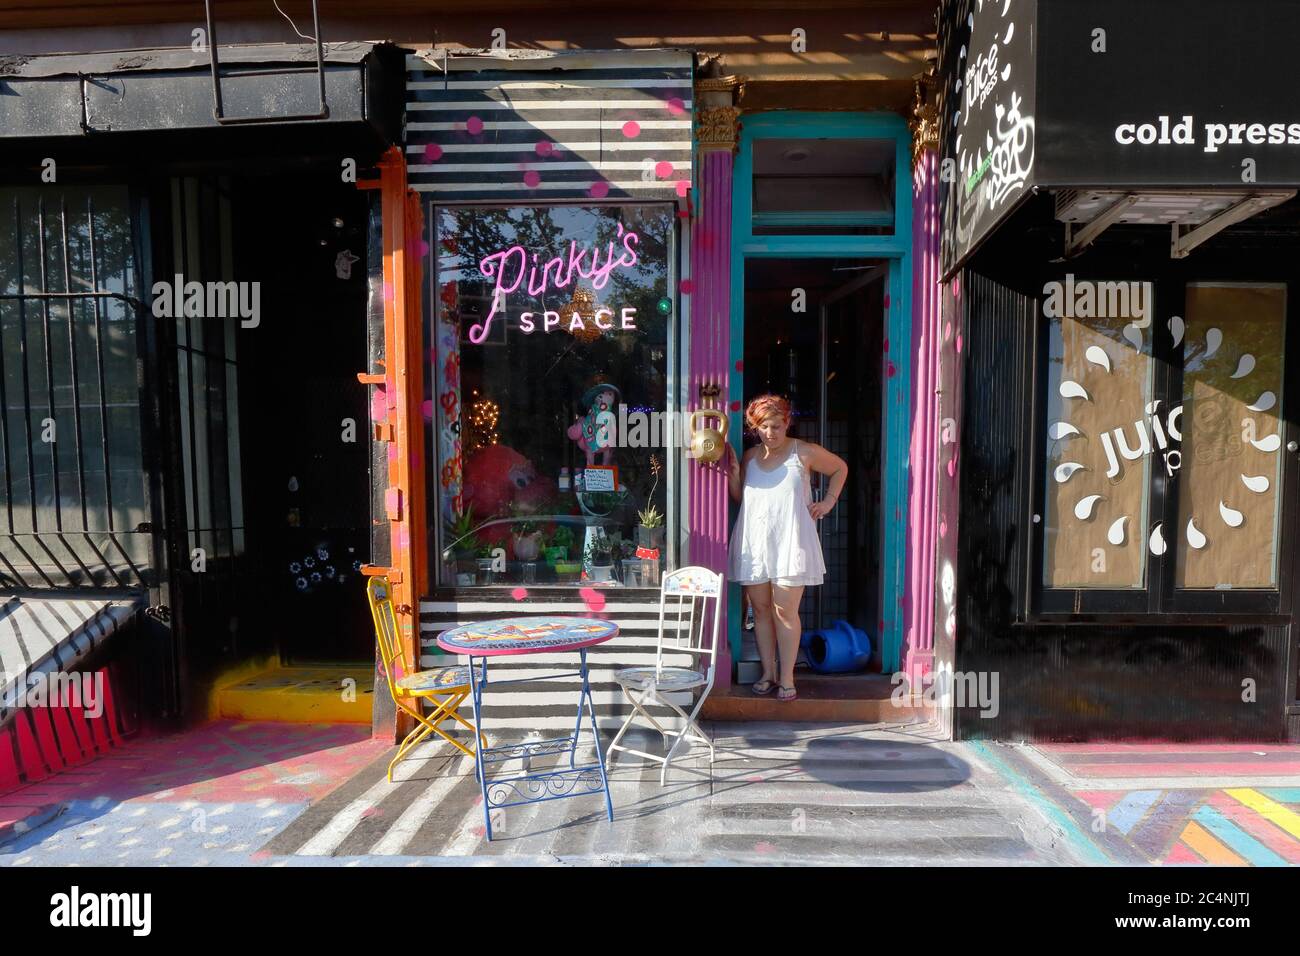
[703, 674, 929, 723]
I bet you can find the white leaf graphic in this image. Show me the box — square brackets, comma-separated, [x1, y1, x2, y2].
[1085, 345, 1111, 372]
[1074, 495, 1103, 520]
[1219, 501, 1244, 528]
[959, 44, 967, 59]
[1247, 391, 1276, 412]
[1149, 523, 1166, 556]
[1004, 22, 1015, 43]
[1107, 515, 1127, 546]
[1186, 518, 1207, 550]
[1048, 421, 1081, 440]
[1059, 380, 1090, 401]
[1231, 354, 1256, 379]
[1250, 433, 1281, 452]
[1168, 315, 1184, 348]
[1205, 327, 1222, 359]
[1122, 323, 1142, 350]
[1241, 474, 1270, 493]
[986, 133, 993, 152]
[1054, 462, 1085, 483]
[955, 79, 963, 93]
[1001, 63, 1012, 81]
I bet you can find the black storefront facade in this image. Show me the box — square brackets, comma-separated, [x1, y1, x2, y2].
[936, 0, 1300, 741]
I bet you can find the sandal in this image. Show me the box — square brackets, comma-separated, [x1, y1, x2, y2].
[751, 679, 777, 696]
[777, 685, 798, 702]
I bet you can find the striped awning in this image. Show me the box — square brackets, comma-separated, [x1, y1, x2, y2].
[0, 595, 141, 722]
[405, 48, 694, 202]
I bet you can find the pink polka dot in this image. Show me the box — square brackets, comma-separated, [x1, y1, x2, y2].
[579, 588, 606, 613]
[944, 322, 952, 342]
[621, 121, 641, 138]
[679, 279, 695, 295]
[511, 587, 528, 600]
[883, 293, 891, 309]
[939, 519, 947, 538]
[589, 181, 610, 199]
[665, 97, 685, 115]
[419, 239, 431, 257]
[886, 360, 897, 378]
[535, 141, 554, 156]
[370, 389, 387, 422]
[420, 400, 434, 421]
[388, 445, 400, 463]
[951, 276, 961, 298]
[466, 116, 484, 135]
[730, 400, 741, 412]
[383, 281, 394, 303]
[675, 180, 690, 198]
[955, 334, 963, 354]
[423, 143, 443, 162]
[654, 161, 674, 179]
[735, 360, 744, 372]
[523, 170, 541, 188]
[755, 842, 776, 854]
[884, 338, 890, 352]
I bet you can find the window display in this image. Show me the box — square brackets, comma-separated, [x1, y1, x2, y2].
[431, 204, 675, 588]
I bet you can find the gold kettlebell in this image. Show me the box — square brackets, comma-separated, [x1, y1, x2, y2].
[690, 407, 729, 463]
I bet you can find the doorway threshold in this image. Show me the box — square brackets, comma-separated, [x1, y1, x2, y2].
[702, 674, 929, 723]
[215, 665, 374, 725]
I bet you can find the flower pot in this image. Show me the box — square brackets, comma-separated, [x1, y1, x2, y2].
[636, 526, 665, 551]
[588, 564, 615, 584]
[512, 531, 543, 562]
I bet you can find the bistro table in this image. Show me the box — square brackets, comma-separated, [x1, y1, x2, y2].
[436, 615, 617, 840]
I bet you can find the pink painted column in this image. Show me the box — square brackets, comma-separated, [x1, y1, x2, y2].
[688, 136, 735, 688]
[903, 139, 941, 682]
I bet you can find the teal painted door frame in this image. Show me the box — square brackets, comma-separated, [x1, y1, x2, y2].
[728, 111, 913, 674]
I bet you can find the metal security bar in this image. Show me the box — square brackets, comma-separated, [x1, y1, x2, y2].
[0, 189, 153, 589]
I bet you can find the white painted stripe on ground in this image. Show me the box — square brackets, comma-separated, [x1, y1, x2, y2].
[370, 759, 471, 856]
[295, 753, 440, 856]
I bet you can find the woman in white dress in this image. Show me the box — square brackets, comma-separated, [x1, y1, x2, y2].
[723, 395, 848, 702]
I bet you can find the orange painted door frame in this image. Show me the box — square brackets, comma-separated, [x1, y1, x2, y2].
[359, 147, 428, 738]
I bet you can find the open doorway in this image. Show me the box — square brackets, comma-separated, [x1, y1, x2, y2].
[741, 257, 885, 670]
[159, 166, 375, 721]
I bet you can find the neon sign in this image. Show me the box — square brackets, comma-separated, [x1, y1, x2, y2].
[469, 224, 641, 344]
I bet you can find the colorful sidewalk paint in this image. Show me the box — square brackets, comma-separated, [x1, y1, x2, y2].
[0, 721, 387, 866]
[996, 742, 1300, 866]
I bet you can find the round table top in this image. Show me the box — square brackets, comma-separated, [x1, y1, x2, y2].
[435, 615, 619, 657]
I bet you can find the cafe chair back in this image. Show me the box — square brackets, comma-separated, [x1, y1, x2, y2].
[366, 576, 485, 780]
[605, 566, 722, 784]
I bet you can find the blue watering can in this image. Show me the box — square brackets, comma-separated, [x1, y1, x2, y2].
[800, 620, 873, 673]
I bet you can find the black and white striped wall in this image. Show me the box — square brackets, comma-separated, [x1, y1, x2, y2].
[404, 48, 693, 202]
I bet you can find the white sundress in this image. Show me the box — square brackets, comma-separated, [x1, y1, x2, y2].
[728, 439, 826, 587]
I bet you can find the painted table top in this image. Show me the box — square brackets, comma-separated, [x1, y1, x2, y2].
[436, 616, 618, 657]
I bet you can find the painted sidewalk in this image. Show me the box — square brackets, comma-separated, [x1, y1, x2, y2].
[2, 719, 1298, 866]
[982, 741, 1300, 866]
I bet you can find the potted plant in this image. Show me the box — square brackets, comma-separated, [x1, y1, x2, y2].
[509, 505, 544, 562]
[636, 454, 666, 551]
[544, 524, 575, 564]
[583, 532, 615, 584]
[445, 506, 481, 585]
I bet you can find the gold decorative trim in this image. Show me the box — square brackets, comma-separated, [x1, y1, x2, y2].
[697, 106, 741, 152]
[910, 76, 940, 169]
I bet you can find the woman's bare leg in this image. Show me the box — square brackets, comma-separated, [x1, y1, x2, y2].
[745, 583, 777, 685]
[771, 583, 806, 693]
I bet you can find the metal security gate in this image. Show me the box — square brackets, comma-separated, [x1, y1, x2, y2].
[0, 186, 161, 591]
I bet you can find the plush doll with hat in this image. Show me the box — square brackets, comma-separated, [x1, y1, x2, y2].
[567, 382, 620, 467]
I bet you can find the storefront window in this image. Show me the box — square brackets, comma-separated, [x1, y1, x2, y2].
[431, 204, 676, 588]
[1042, 287, 1154, 588]
[1037, 277, 1290, 611]
[1176, 283, 1285, 589]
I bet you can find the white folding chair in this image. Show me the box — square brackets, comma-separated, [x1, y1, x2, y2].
[606, 566, 723, 784]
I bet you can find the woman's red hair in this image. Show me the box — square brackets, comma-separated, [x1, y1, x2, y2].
[744, 394, 792, 430]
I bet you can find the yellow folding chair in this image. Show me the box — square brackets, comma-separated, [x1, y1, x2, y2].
[366, 576, 484, 781]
